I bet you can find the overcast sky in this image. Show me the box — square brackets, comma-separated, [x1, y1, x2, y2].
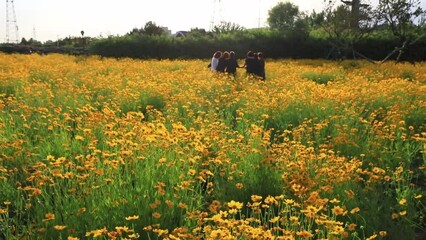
[1, 0, 424, 43]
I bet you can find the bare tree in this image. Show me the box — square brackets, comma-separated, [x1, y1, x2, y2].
[375, 0, 426, 63]
[317, 0, 376, 61]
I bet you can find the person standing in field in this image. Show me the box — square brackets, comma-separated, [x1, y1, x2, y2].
[209, 51, 222, 71]
[225, 51, 241, 77]
[242, 50, 257, 77]
[216, 51, 230, 72]
[256, 52, 266, 81]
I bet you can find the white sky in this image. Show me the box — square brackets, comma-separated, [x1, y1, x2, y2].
[1, 0, 425, 43]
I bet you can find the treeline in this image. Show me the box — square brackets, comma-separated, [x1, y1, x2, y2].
[87, 30, 426, 61]
[2, 0, 425, 61]
[2, 31, 425, 61]
[88, 0, 426, 61]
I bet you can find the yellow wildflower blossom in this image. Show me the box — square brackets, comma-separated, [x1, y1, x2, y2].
[125, 215, 139, 220]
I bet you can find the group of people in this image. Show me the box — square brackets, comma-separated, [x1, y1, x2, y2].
[209, 50, 266, 80]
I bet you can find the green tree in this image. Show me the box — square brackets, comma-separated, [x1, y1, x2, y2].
[127, 21, 165, 36]
[267, 2, 301, 32]
[212, 21, 246, 34]
[187, 28, 209, 38]
[143, 21, 165, 36]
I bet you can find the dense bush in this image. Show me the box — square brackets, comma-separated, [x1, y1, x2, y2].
[87, 29, 426, 61]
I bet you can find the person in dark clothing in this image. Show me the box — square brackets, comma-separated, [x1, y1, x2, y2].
[256, 52, 266, 80]
[225, 51, 241, 77]
[216, 51, 230, 72]
[242, 51, 257, 76]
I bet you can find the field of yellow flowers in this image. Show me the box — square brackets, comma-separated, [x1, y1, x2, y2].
[0, 53, 425, 240]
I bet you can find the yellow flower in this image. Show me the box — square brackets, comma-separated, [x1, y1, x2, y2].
[350, 207, 360, 214]
[128, 233, 140, 239]
[332, 206, 346, 215]
[302, 205, 321, 218]
[296, 230, 314, 238]
[125, 215, 139, 220]
[227, 200, 243, 210]
[264, 195, 278, 205]
[153, 228, 169, 237]
[269, 216, 280, 223]
[332, 225, 345, 235]
[228, 209, 238, 214]
[178, 202, 188, 209]
[75, 135, 84, 141]
[86, 227, 107, 237]
[115, 226, 130, 233]
[366, 233, 377, 240]
[187, 169, 196, 176]
[348, 223, 357, 231]
[77, 207, 86, 215]
[152, 212, 161, 218]
[165, 200, 174, 208]
[399, 198, 407, 205]
[399, 211, 407, 216]
[43, 213, 55, 222]
[251, 195, 263, 202]
[54, 225, 67, 231]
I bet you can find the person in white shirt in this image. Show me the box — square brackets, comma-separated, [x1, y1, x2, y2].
[209, 51, 222, 71]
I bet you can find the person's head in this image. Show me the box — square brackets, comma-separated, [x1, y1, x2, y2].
[230, 51, 236, 59]
[213, 51, 222, 58]
[222, 51, 230, 59]
[247, 51, 254, 58]
[257, 52, 264, 59]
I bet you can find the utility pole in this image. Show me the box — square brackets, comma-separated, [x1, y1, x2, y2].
[6, 0, 20, 43]
[33, 25, 37, 40]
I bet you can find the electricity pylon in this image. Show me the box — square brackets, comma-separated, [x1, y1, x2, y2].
[6, 0, 19, 43]
[210, 0, 223, 30]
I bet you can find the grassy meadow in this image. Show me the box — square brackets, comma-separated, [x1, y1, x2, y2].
[0, 53, 425, 240]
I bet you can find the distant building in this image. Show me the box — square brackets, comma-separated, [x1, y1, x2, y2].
[174, 31, 189, 38]
[162, 27, 172, 36]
